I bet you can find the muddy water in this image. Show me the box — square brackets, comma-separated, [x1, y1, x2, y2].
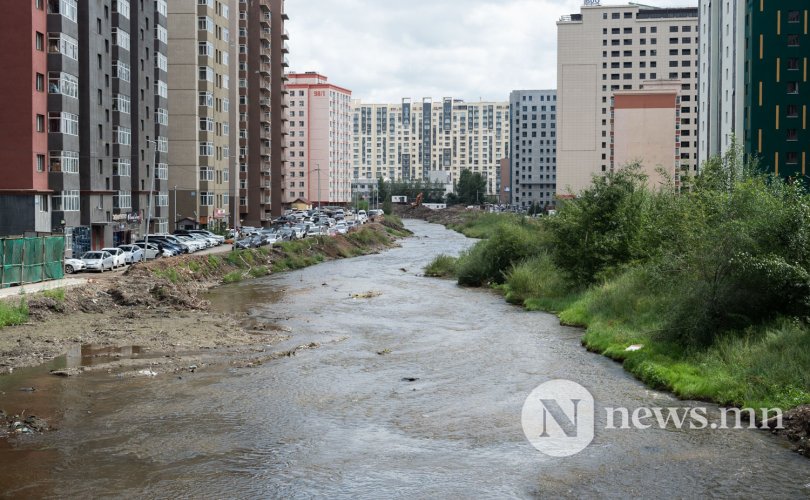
[1, 220, 809, 498]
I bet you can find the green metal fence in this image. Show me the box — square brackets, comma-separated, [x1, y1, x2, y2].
[0, 237, 65, 288]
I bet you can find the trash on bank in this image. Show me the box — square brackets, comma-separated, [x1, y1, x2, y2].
[351, 291, 382, 299]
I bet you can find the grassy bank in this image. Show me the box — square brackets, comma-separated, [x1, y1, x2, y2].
[425, 153, 810, 413]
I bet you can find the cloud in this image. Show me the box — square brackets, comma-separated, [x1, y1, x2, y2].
[285, 0, 700, 103]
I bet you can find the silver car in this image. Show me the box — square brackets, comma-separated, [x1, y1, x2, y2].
[81, 251, 115, 272]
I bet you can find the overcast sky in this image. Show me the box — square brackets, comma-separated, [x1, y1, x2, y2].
[285, 0, 699, 103]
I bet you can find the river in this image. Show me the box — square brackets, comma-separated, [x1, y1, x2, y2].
[0, 219, 808, 498]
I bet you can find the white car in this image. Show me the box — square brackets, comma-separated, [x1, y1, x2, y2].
[133, 242, 163, 259]
[64, 258, 85, 274]
[118, 244, 144, 264]
[334, 222, 348, 235]
[175, 235, 204, 252]
[81, 251, 115, 272]
[101, 247, 127, 268]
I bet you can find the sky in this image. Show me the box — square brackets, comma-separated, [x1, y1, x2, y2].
[285, 0, 699, 103]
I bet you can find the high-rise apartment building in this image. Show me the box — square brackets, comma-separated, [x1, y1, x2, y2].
[168, 0, 235, 232]
[0, 1, 52, 236]
[239, 0, 289, 227]
[556, 4, 699, 196]
[509, 90, 557, 208]
[699, 0, 810, 177]
[284, 72, 352, 206]
[352, 98, 510, 195]
[0, 0, 168, 252]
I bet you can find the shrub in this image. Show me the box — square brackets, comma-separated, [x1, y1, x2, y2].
[424, 254, 458, 278]
[0, 298, 29, 328]
[456, 222, 546, 286]
[222, 271, 243, 283]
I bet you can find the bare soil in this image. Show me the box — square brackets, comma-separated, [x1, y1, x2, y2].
[0, 223, 404, 375]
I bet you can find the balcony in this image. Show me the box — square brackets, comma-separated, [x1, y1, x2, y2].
[281, 28, 289, 40]
[260, 146, 271, 157]
[282, 56, 290, 67]
[259, 98, 270, 108]
[259, 63, 271, 75]
[282, 41, 290, 54]
[260, 113, 271, 124]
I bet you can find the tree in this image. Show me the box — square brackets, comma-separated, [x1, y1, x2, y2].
[456, 169, 487, 205]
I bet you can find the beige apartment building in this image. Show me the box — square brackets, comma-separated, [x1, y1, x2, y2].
[284, 72, 352, 206]
[352, 98, 510, 195]
[168, 0, 236, 231]
[556, 4, 699, 196]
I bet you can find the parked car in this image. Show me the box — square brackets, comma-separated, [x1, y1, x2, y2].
[306, 225, 326, 237]
[334, 221, 349, 235]
[147, 235, 190, 254]
[277, 228, 294, 241]
[81, 251, 115, 272]
[118, 244, 144, 264]
[136, 239, 180, 257]
[132, 242, 161, 260]
[357, 210, 368, 223]
[290, 225, 307, 240]
[233, 237, 254, 250]
[175, 235, 205, 252]
[64, 258, 85, 274]
[101, 247, 127, 268]
[259, 230, 279, 245]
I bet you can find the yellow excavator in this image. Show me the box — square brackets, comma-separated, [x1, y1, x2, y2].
[410, 192, 424, 209]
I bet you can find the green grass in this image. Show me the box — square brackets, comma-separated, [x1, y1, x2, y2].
[222, 271, 244, 283]
[154, 268, 181, 283]
[41, 288, 66, 302]
[0, 298, 29, 328]
[424, 254, 458, 278]
[249, 265, 269, 278]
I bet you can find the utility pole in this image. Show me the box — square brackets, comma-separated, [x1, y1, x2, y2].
[145, 139, 157, 248]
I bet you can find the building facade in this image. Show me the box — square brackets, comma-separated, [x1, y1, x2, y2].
[0, 0, 168, 253]
[167, 0, 234, 232]
[700, 0, 810, 177]
[284, 72, 352, 206]
[352, 99, 510, 195]
[239, 0, 289, 227]
[509, 90, 557, 208]
[0, 1, 52, 237]
[556, 4, 699, 196]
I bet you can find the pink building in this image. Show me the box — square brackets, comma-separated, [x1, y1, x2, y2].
[285, 72, 352, 207]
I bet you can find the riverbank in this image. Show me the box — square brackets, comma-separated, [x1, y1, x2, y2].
[412, 203, 810, 457]
[0, 218, 409, 375]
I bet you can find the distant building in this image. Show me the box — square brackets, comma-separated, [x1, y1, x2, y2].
[351, 98, 510, 195]
[698, 0, 810, 177]
[557, 4, 699, 196]
[509, 90, 557, 208]
[612, 81, 683, 188]
[285, 72, 352, 206]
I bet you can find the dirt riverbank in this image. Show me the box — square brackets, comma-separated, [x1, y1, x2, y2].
[0, 221, 408, 375]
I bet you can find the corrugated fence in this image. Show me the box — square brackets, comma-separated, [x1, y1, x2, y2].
[0, 237, 65, 288]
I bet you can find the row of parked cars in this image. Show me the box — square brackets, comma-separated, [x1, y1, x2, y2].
[232, 209, 378, 249]
[63, 229, 226, 274]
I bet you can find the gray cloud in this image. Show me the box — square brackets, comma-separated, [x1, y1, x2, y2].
[286, 0, 699, 103]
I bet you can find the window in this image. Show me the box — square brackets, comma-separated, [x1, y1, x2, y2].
[200, 192, 214, 206]
[199, 117, 214, 131]
[198, 16, 214, 32]
[156, 25, 167, 44]
[155, 80, 167, 98]
[48, 33, 79, 60]
[788, 58, 800, 71]
[787, 129, 799, 141]
[157, 137, 168, 153]
[49, 151, 79, 173]
[155, 163, 168, 180]
[787, 104, 799, 117]
[787, 81, 799, 94]
[156, 108, 168, 126]
[788, 11, 801, 23]
[36, 154, 45, 172]
[35, 73, 45, 92]
[199, 66, 214, 82]
[114, 191, 132, 209]
[113, 61, 130, 82]
[36, 32, 44, 51]
[111, 28, 130, 50]
[112, 0, 129, 19]
[198, 41, 213, 57]
[200, 142, 214, 156]
[155, 0, 167, 17]
[48, 112, 79, 135]
[48, 0, 78, 22]
[199, 92, 214, 107]
[113, 126, 131, 145]
[113, 158, 131, 177]
[53, 190, 80, 211]
[787, 152, 799, 164]
[36, 114, 45, 132]
[156, 53, 168, 72]
[788, 35, 800, 47]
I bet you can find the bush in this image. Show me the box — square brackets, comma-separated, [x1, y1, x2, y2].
[424, 254, 457, 278]
[249, 266, 269, 278]
[222, 271, 243, 283]
[41, 288, 66, 302]
[456, 222, 546, 286]
[0, 298, 29, 328]
[503, 254, 570, 307]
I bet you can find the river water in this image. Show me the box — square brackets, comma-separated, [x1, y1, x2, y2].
[0, 220, 808, 498]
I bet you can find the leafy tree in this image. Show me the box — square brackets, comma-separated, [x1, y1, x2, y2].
[456, 169, 487, 205]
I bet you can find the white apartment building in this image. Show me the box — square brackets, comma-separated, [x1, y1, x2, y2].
[509, 90, 557, 208]
[284, 72, 352, 205]
[557, 4, 699, 196]
[697, 0, 745, 165]
[352, 98, 510, 195]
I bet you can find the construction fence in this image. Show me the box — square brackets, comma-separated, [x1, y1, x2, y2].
[0, 236, 65, 288]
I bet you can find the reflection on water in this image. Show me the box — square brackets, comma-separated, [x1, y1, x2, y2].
[0, 220, 808, 498]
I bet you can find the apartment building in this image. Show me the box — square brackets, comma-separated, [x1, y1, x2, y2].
[168, 0, 235, 232]
[557, 4, 699, 196]
[0, 0, 168, 252]
[0, 1, 52, 236]
[284, 72, 352, 206]
[239, 0, 289, 227]
[699, 0, 810, 177]
[509, 90, 557, 208]
[352, 98, 510, 195]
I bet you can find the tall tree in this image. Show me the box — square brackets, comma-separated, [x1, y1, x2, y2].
[456, 169, 487, 205]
